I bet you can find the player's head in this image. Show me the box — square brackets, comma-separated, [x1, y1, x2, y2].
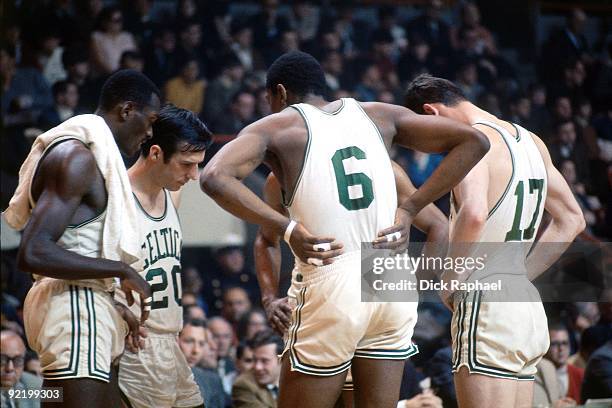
[139, 104, 212, 191]
[404, 74, 468, 116]
[266, 51, 326, 113]
[250, 329, 283, 387]
[97, 69, 162, 157]
[0, 330, 26, 388]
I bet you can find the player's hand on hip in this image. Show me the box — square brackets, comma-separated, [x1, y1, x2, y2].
[120, 266, 152, 324]
[373, 207, 412, 250]
[289, 222, 344, 266]
[263, 296, 292, 335]
[114, 301, 148, 352]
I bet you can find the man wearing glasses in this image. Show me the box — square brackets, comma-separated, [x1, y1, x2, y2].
[545, 323, 585, 404]
[1, 330, 43, 408]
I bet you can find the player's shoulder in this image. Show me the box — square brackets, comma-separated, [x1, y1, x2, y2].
[39, 139, 97, 178]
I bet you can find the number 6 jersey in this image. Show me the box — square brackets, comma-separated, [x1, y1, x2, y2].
[285, 98, 397, 257]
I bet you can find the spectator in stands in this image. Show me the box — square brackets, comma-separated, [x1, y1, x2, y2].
[321, 51, 344, 94]
[549, 58, 587, 104]
[254, 87, 272, 119]
[377, 6, 408, 55]
[529, 83, 551, 135]
[397, 36, 432, 84]
[235, 342, 255, 375]
[370, 30, 399, 90]
[232, 330, 282, 408]
[165, 58, 206, 115]
[90, 6, 137, 76]
[264, 29, 300, 67]
[454, 59, 484, 102]
[1, 330, 42, 408]
[560, 160, 601, 231]
[230, 21, 265, 74]
[182, 266, 208, 312]
[508, 93, 532, 128]
[175, 19, 207, 80]
[24, 350, 41, 379]
[144, 27, 178, 87]
[534, 357, 575, 408]
[121, 0, 156, 47]
[405, 0, 453, 77]
[549, 120, 591, 184]
[398, 358, 443, 408]
[38, 80, 81, 130]
[61, 47, 98, 112]
[36, 27, 66, 86]
[1, 47, 53, 125]
[569, 325, 611, 370]
[581, 340, 612, 402]
[202, 55, 244, 123]
[184, 304, 207, 321]
[179, 319, 226, 408]
[545, 323, 585, 403]
[237, 309, 268, 342]
[211, 90, 255, 134]
[354, 63, 383, 102]
[287, 1, 320, 46]
[118, 50, 144, 72]
[250, 0, 291, 50]
[222, 287, 252, 326]
[209, 316, 237, 399]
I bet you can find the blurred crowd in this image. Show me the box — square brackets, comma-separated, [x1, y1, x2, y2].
[1, 1, 611, 407]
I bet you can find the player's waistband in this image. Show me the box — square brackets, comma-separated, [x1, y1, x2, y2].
[32, 276, 114, 294]
[144, 329, 179, 339]
[294, 251, 362, 285]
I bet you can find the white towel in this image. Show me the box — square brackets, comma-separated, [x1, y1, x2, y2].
[3, 114, 140, 265]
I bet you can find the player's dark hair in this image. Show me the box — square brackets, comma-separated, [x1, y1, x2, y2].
[98, 69, 161, 112]
[142, 104, 212, 161]
[248, 329, 284, 355]
[266, 51, 326, 98]
[404, 74, 467, 114]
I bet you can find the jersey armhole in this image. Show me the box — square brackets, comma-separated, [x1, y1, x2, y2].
[283, 105, 312, 208]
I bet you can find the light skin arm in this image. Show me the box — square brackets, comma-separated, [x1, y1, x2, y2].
[201, 120, 343, 264]
[525, 133, 586, 280]
[254, 174, 292, 334]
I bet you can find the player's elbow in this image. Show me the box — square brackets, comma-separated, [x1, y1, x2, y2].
[472, 128, 491, 158]
[570, 210, 587, 238]
[462, 206, 488, 228]
[17, 240, 46, 274]
[200, 164, 223, 197]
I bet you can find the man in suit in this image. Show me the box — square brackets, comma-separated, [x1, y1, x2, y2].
[232, 330, 282, 408]
[1, 330, 43, 408]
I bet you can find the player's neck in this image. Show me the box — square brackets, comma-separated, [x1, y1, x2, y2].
[128, 158, 164, 203]
[300, 94, 328, 109]
[455, 101, 498, 125]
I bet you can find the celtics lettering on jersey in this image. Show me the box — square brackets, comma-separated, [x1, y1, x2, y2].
[134, 190, 184, 334]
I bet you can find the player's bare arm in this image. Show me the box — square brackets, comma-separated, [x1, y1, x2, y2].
[363, 103, 490, 218]
[201, 115, 343, 264]
[525, 133, 585, 280]
[18, 141, 151, 320]
[255, 174, 293, 334]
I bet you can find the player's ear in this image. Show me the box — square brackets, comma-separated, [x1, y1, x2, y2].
[119, 101, 136, 121]
[149, 145, 162, 160]
[276, 84, 288, 107]
[422, 103, 439, 116]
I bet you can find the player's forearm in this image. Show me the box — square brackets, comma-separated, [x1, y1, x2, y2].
[17, 238, 129, 280]
[201, 171, 289, 236]
[525, 217, 585, 280]
[254, 233, 282, 302]
[400, 138, 489, 216]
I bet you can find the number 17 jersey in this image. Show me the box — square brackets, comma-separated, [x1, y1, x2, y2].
[285, 98, 397, 256]
[132, 189, 183, 334]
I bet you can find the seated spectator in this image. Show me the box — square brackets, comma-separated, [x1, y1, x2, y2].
[61, 47, 98, 112]
[232, 330, 282, 408]
[398, 358, 443, 408]
[559, 160, 602, 231]
[454, 59, 484, 103]
[321, 51, 345, 94]
[227, 341, 255, 389]
[209, 316, 237, 399]
[550, 120, 591, 185]
[249, 0, 291, 50]
[184, 304, 207, 321]
[144, 27, 178, 87]
[211, 90, 255, 135]
[353, 64, 383, 102]
[38, 80, 82, 130]
[178, 319, 226, 408]
[90, 6, 137, 76]
[529, 83, 551, 135]
[118, 50, 144, 72]
[24, 350, 41, 378]
[36, 27, 66, 86]
[397, 36, 432, 84]
[175, 19, 208, 80]
[1, 330, 43, 407]
[534, 357, 575, 408]
[237, 309, 268, 342]
[230, 21, 265, 73]
[545, 322, 585, 403]
[165, 58, 206, 115]
[508, 92, 532, 128]
[581, 340, 612, 402]
[222, 287, 252, 326]
[568, 325, 611, 370]
[202, 55, 244, 124]
[255, 87, 271, 119]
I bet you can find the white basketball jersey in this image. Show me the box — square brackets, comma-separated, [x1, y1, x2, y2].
[450, 121, 548, 247]
[286, 98, 397, 257]
[133, 190, 183, 333]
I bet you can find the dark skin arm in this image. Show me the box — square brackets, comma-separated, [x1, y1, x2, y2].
[17, 141, 151, 322]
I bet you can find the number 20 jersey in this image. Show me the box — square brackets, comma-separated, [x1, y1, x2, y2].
[286, 98, 397, 256]
[132, 190, 183, 334]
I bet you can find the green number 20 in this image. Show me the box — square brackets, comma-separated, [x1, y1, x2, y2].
[505, 178, 544, 241]
[331, 146, 374, 211]
[145, 265, 182, 310]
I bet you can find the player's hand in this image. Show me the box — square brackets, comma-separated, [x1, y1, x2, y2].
[372, 207, 412, 250]
[263, 296, 293, 334]
[114, 301, 148, 352]
[289, 222, 344, 266]
[120, 266, 152, 324]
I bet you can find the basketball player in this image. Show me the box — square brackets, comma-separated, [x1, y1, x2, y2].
[404, 74, 586, 408]
[8, 70, 159, 407]
[201, 51, 489, 408]
[117, 105, 212, 408]
[254, 163, 449, 408]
